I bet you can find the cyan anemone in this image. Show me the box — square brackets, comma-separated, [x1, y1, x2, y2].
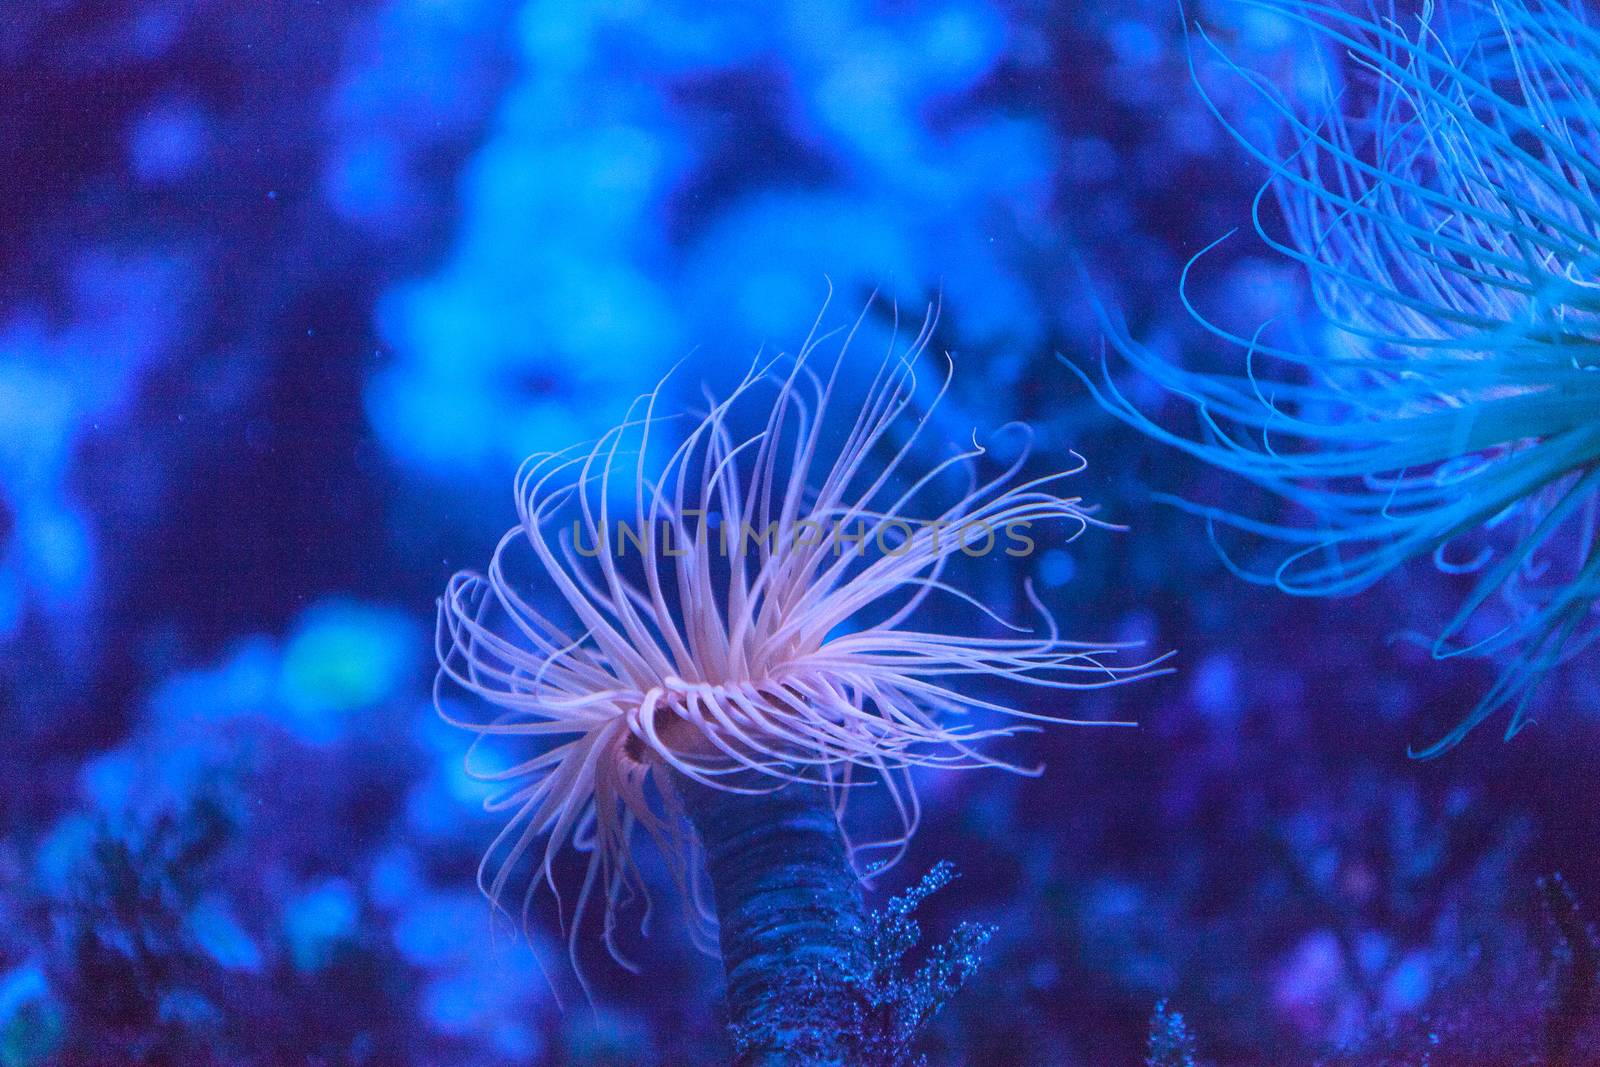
[435, 299, 1165, 1051]
[1078, 0, 1600, 754]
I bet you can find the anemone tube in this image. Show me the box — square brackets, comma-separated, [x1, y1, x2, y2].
[1076, 0, 1600, 752]
[436, 303, 1165, 1061]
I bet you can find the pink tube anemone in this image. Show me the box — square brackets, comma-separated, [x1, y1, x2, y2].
[434, 301, 1167, 974]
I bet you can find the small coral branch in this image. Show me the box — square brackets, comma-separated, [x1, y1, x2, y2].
[857, 859, 995, 1059]
[1146, 999, 1199, 1067]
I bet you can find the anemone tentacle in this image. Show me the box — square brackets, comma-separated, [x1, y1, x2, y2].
[1079, 0, 1600, 752]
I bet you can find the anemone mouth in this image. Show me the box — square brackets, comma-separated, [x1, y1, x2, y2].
[619, 677, 832, 782]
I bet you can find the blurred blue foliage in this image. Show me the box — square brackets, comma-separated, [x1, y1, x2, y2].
[2, 0, 1598, 1063]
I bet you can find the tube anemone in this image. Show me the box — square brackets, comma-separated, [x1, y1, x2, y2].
[1077, 0, 1600, 753]
[435, 300, 1165, 1057]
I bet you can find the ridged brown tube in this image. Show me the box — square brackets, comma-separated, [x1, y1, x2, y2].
[676, 774, 869, 1066]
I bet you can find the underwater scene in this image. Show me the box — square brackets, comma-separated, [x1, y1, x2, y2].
[5, 0, 1600, 1063]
